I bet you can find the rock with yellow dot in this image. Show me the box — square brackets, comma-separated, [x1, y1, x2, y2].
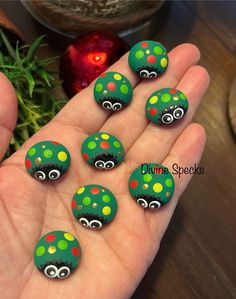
[25, 141, 71, 181]
[94, 72, 133, 111]
[128, 40, 168, 79]
[72, 184, 118, 229]
[145, 88, 189, 125]
[34, 231, 81, 279]
[128, 163, 175, 209]
[81, 132, 124, 170]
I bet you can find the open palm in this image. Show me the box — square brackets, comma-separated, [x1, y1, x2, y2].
[0, 44, 209, 299]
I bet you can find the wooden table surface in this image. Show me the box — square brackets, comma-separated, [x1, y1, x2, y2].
[1, 1, 236, 299]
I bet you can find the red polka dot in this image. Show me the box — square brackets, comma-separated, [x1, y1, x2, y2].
[100, 73, 106, 77]
[45, 234, 56, 242]
[150, 108, 157, 115]
[100, 141, 110, 149]
[91, 187, 100, 195]
[83, 153, 89, 161]
[147, 55, 156, 64]
[107, 82, 116, 91]
[72, 246, 79, 257]
[72, 200, 77, 209]
[170, 89, 177, 94]
[130, 179, 138, 189]
[25, 159, 32, 169]
[141, 41, 148, 48]
[51, 141, 59, 145]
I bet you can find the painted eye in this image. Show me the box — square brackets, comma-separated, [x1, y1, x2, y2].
[58, 266, 70, 279]
[112, 103, 122, 111]
[149, 71, 157, 78]
[139, 70, 149, 78]
[137, 198, 148, 208]
[48, 169, 61, 180]
[149, 201, 161, 209]
[44, 265, 58, 278]
[161, 113, 174, 124]
[90, 220, 102, 229]
[173, 107, 184, 119]
[102, 101, 112, 110]
[105, 161, 115, 169]
[95, 160, 105, 169]
[79, 217, 89, 227]
[34, 171, 46, 181]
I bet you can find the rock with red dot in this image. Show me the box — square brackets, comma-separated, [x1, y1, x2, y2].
[145, 88, 189, 125]
[34, 231, 81, 279]
[94, 72, 133, 111]
[81, 132, 124, 170]
[25, 141, 71, 181]
[128, 40, 168, 79]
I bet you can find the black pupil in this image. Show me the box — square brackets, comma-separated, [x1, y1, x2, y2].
[104, 102, 111, 109]
[97, 162, 104, 168]
[91, 221, 100, 228]
[138, 199, 145, 206]
[50, 171, 58, 178]
[47, 267, 56, 276]
[141, 71, 147, 77]
[151, 202, 159, 208]
[106, 162, 113, 168]
[81, 220, 88, 226]
[163, 115, 172, 122]
[36, 172, 44, 179]
[59, 269, 69, 277]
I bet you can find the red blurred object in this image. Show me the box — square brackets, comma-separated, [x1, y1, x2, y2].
[60, 31, 130, 98]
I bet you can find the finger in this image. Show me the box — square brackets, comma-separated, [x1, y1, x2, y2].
[0, 73, 18, 161]
[100, 44, 201, 151]
[53, 53, 139, 135]
[126, 65, 209, 164]
[145, 123, 206, 242]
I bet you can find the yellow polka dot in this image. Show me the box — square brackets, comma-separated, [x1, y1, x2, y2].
[114, 73, 122, 80]
[64, 232, 75, 241]
[58, 151, 67, 162]
[160, 58, 168, 68]
[77, 187, 85, 194]
[101, 133, 110, 140]
[153, 183, 163, 193]
[149, 96, 158, 104]
[102, 206, 111, 216]
[48, 246, 56, 254]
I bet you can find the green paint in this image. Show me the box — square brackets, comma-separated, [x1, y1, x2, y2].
[95, 83, 103, 92]
[28, 147, 36, 156]
[87, 141, 96, 150]
[58, 240, 68, 250]
[135, 50, 144, 59]
[82, 196, 91, 205]
[143, 174, 152, 182]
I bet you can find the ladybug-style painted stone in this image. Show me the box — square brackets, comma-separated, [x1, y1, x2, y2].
[81, 132, 124, 170]
[34, 231, 81, 279]
[128, 40, 168, 79]
[25, 141, 71, 181]
[145, 88, 189, 125]
[128, 163, 175, 209]
[72, 184, 117, 229]
[94, 72, 133, 111]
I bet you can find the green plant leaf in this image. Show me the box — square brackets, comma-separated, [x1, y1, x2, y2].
[25, 73, 35, 97]
[0, 28, 16, 59]
[26, 35, 46, 61]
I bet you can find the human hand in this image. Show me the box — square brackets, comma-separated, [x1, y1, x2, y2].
[0, 43, 209, 299]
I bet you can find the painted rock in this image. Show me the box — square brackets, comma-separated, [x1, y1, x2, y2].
[128, 40, 168, 79]
[25, 141, 70, 181]
[81, 132, 124, 170]
[145, 88, 189, 125]
[34, 231, 81, 279]
[72, 184, 118, 229]
[94, 71, 133, 111]
[128, 163, 175, 209]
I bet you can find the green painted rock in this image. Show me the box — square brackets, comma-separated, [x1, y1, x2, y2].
[81, 132, 124, 170]
[128, 40, 168, 79]
[145, 88, 189, 125]
[128, 163, 175, 209]
[94, 71, 133, 111]
[72, 184, 118, 229]
[25, 141, 71, 181]
[34, 231, 81, 279]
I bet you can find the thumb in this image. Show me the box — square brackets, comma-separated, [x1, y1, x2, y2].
[0, 72, 17, 161]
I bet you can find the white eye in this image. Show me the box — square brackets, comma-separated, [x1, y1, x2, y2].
[173, 107, 184, 119]
[149, 201, 161, 209]
[95, 160, 105, 169]
[35, 171, 46, 181]
[112, 103, 122, 111]
[58, 266, 70, 279]
[44, 265, 58, 278]
[137, 198, 148, 208]
[105, 161, 115, 169]
[89, 220, 102, 229]
[149, 71, 157, 78]
[48, 169, 61, 180]
[79, 217, 89, 227]
[139, 70, 149, 78]
[161, 113, 174, 124]
[102, 101, 112, 110]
